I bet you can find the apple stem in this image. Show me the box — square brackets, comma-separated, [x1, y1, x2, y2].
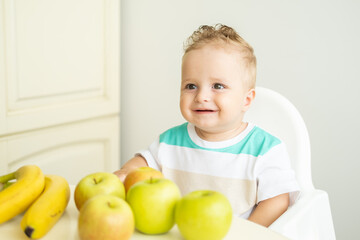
[202, 192, 214, 197]
[107, 201, 114, 209]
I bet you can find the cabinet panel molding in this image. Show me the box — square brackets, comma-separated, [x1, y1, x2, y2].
[9, 141, 108, 185]
[0, 116, 120, 185]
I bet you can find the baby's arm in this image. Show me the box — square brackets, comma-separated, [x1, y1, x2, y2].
[247, 193, 289, 227]
[113, 155, 148, 182]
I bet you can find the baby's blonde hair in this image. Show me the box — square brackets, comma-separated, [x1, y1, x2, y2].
[183, 24, 257, 89]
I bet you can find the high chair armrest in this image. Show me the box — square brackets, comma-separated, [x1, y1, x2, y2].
[269, 190, 336, 240]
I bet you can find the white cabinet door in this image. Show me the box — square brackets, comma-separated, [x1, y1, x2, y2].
[0, 116, 119, 185]
[0, 0, 120, 180]
[0, 0, 120, 135]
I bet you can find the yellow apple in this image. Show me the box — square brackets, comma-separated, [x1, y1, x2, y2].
[124, 166, 163, 193]
[74, 172, 125, 210]
[126, 178, 181, 234]
[175, 190, 233, 240]
[78, 194, 134, 240]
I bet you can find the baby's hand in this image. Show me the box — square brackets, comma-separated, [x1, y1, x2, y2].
[113, 155, 148, 183]
[113, 169, 128, 182]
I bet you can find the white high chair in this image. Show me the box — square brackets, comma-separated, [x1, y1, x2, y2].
[244, 87, 336, 240]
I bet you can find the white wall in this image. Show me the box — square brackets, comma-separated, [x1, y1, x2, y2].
[121, 0, 360, 238]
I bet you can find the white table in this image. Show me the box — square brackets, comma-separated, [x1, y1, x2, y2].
[0, 186, 289, 240]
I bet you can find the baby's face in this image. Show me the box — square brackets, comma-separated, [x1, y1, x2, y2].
[180, 45, 254, 140]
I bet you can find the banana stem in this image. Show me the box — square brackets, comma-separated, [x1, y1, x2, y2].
[0, 181, 14, 191]
[0, 172, 16, 184]
[4, 181, 14, 189]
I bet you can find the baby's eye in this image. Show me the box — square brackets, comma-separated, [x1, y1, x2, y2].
[213, 83, 225, 89]
[185, 84, 197, 90]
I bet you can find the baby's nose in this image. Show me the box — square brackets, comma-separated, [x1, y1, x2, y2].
[195, 88, 211, 102]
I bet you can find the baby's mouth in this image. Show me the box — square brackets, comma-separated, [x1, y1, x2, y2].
[194, 109, 216, 113]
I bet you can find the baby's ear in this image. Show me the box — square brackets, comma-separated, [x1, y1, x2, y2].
[243, 88, 255, 111]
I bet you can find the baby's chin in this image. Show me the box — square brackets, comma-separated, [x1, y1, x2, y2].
[194, 125, 226, 136]
[194, 122, 247, 141]
[191, 121, 218, 132]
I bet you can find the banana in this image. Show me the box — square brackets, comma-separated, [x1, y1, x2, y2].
[0, 165, 45, 224]
[21, 174, 70, 239]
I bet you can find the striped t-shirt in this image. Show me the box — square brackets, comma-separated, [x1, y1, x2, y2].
[139, 122, 300, 218]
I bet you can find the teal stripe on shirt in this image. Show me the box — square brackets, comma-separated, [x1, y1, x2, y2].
[159, 123, 281, 157]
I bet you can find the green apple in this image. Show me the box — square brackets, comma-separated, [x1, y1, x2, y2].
[126, 178, 181, 234]
[78, 194, 134, 240]
[175, 190, 233, 240]
[124, 166, 164, 193]
[74, 172, 125, 210]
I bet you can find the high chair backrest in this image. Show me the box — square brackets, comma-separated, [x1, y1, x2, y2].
[244, 87, 314, 191]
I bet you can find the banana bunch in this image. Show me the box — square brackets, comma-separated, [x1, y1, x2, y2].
[0, 165, 70, 239]
[0, 165, 45, 224]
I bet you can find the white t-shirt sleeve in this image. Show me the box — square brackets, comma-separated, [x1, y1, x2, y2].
[256, 142, 300, 205]
[137, 136, 162, 171]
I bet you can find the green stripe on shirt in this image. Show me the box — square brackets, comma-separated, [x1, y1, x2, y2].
[159, 123, 281, 157]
